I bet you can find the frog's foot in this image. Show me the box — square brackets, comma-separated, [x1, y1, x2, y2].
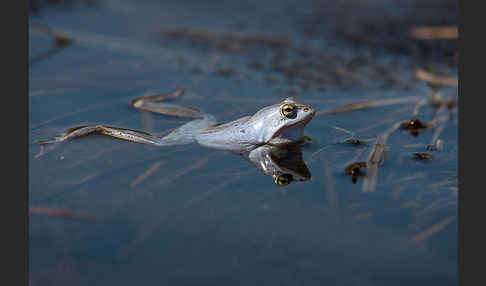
[39, 125, 165, 146]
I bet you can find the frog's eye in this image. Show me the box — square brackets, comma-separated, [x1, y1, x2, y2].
[274, 173, 293, 186]
[281, 104, 296, 119]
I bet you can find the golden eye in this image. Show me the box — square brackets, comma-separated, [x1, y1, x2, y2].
[274, 174, 293, 186]
[281, 104, 296, 118]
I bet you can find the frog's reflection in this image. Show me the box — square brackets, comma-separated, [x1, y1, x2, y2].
[241, 143, 311, 186]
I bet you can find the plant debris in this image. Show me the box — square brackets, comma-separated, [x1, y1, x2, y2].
[400, 118, 429, 130]
[344, 138, 374, 146]
[29, 206, 96, 220]
[415, 69, 458, 87]
[412, 152, 434, 160]
[410, 26, 458, 40]
[345, 161, 367, 184]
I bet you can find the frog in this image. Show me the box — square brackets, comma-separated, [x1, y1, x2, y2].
[40, 88, 315, 155]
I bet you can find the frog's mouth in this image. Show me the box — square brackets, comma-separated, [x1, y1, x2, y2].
[271, 111, 314, 140]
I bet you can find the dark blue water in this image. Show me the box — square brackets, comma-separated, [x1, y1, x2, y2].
[29, 1, 457, 285]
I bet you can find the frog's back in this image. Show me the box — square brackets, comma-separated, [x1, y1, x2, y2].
[196, 116, 261, 152]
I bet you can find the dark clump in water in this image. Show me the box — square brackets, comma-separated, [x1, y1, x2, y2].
[400, 118, 429, 130]
[344, 138, 373, 146]
[29, 22, 75, 64]
[400, 118, 430, 137]
[345, 161, 367, 184]
[412, 152, 434, 161]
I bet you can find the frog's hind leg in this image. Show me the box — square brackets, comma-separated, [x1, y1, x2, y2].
[128, 88, 218, 146]
[130, 87, 204, 118]
[155, 114, 217, 146]
[39, 115, 217, 147]
[39, 125, 165, 146]
[39, 88, 216, 147]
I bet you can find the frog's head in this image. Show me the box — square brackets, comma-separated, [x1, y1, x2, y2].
[252, 97, 315, 144]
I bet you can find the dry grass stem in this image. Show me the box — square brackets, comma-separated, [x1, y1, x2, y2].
[389, 172, 425, 184]
[317, 96, 421, 116]
[413, 98, 428, 116]
[427, 179, 458, 189]
[403, 144, 427, 148]
[391, 185, 406, 198]
[415, 69, 458, 87]
[67, 145, 126, 169]
[415, 198, 456, 218]
[30, 46, 68, 65]
[324, 161, 339, 218]
[131, 161, 166, 187]
[408, 216, 455, 245]
[29, 206, 95, 221]
[410, 26, 458, 40]
[183, 171, 250, 207]
[362, 121, 401, 192]
[156, 152, 221, 189]
[71, 171, 103, 186]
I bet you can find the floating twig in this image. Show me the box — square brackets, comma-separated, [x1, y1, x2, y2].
[426, 179, 458, 190]
[317, 96, 421, 116]
[131, 161, 165, 187]
[30, 46, 69, 65]
[408, 216, 455, 245]
[67, 147, 123, 169]
[427, 127, 446, 151]
[388, 172, 425, 184]
[326, 125, 374, 145]
[29, 206, 96, 221]
[361, 121, 401, 192]
[412, 98, 428, 116]
[427, 104, 450, 150]
[182, 171, 249, 207]
[308, 145, 332, 161]
[156, 152, 222, 189]
[415, 198, 456, 218]
[410, 26, 458, 40]
[324, 161, 339, 216]
[415, 69, 458, 87]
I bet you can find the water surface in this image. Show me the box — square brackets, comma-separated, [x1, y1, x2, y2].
[29, 1, 457, 285]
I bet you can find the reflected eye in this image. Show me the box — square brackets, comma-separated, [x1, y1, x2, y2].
[274, 173, 293, 186]
[281, 104, 296, 119]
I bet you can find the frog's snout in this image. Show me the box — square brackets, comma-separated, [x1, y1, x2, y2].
[301, 106, 315, 116]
